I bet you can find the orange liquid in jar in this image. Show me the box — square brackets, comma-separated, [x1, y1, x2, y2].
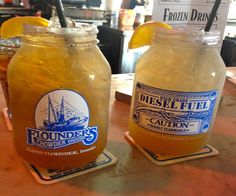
[0, 53, 14, 107]
[129, 29, 226, 156]
[8, 25, 111, 169]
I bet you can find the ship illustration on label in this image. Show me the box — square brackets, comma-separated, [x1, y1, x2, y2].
[26, 90, 98, 149]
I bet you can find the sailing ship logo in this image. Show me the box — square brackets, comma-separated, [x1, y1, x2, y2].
[26, 90, 98, 149]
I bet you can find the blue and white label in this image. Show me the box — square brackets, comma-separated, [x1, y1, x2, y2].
[133, 82, 218, 135]
[26, 89, 98, 149]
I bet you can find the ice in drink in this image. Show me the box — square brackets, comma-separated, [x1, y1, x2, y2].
[8, 24, 111, 169]
[129, 28, 226, 155]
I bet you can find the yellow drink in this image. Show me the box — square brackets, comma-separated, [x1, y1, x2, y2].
[8, 24, 111, 169]
[0, 53, 12, 106]
[129, 29, 226, 155]
[0, 39, 19, 107]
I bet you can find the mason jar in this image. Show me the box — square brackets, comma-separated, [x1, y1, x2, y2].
[129, 28, 226, 156]
[8, 24, 111, 169]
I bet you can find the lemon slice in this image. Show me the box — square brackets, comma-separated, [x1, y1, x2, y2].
[1, 16, 49, 39]
[129, 21, 172, 49]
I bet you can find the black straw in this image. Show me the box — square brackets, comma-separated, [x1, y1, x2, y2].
[204, 0, 221, 32]
[54, 0, 67, 28]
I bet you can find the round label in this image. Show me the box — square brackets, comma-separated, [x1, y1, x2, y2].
[26, 89, 98, 149]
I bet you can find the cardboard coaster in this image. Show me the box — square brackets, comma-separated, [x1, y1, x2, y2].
[226, 69, 236, 85]
[2, 108, 13, 131]
[24, 150, 117, 185]
[125, 132, 218, 166]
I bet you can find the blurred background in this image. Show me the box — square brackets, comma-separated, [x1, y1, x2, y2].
[0, 0, 235, 72]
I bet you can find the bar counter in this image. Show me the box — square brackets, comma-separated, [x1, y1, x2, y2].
[0, 70, 236, 195]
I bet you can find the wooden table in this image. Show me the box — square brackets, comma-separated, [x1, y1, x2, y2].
[0, 71, 236, 196]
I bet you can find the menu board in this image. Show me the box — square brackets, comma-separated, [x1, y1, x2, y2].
[152, 0, 231, 38]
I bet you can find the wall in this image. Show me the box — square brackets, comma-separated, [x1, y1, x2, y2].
[224, 1, 236, 37]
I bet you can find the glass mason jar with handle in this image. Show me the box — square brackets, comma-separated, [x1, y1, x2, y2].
[8, 24, 111, 170]
[129, 28, 226, 156]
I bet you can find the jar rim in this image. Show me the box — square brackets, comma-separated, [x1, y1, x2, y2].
[0, 37, 21, 48]
[23, 23, 98, 37]
[154, 27, 221, 46]
[22, 23, 99, 47]
[0, 38, 20, 55]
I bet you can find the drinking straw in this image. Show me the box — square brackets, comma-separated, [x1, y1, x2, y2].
[54, 0, 67, 28]
[204, 0, 221, 32]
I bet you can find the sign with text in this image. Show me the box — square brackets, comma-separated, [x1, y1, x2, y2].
[152, 0, 231, 37]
